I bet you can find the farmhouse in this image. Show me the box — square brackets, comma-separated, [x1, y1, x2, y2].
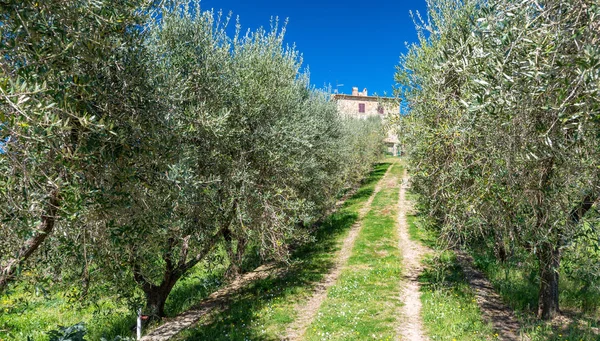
[331, 87, 401, 155]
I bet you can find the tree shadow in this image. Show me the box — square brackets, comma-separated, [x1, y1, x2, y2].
[419, 251, 466, 290]
[471, 250, 541, 313]
[163, 162, 390, 321]
[179, 211, 358, 340]
[165, 270, 226, 317]
[177, 163, 391, 340]
[470, 248, 600, 340]
[518, 310, 600, 341]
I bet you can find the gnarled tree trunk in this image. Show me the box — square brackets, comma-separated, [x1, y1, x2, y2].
[143, 275, 180, 318]
[537, 242, 561, 320]
[133, 229, 225, 318]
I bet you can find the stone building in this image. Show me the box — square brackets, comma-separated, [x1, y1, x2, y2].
[331, 87, 401, 155]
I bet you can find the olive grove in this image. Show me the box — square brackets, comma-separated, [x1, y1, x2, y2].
[0, 0, 384, 319]
[397, 0, 600, 319]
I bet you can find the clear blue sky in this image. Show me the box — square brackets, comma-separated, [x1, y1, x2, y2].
[200, 0, 428, 97]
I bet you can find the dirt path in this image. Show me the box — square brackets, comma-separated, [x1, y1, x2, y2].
[141, 264, 281, 341]
[396, 169, 430, 341]
[283, 163, 395, 341]
[455, 251, 526, 341]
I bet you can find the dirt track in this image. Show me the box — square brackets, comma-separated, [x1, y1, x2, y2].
[396, 169, 430, 341]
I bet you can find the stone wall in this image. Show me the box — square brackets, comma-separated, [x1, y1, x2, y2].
[335, 98, 389, 119]
[332, 94, 401, 155]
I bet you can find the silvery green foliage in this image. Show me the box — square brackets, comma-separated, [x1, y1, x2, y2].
[0, 0, 382, 316]
[397, 0, 600, 318]
[87, 2, 384, 316]
[0, 0, 153, 290]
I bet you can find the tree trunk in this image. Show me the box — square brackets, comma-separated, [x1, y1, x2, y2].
[493, 229, 508, 263]
[538, 243, 561, 320]
[143, 277, 179, 319]
[145, 288, 168, 318]
[536, 191, 597, 320]
[133, 228, 225, 318]
[0, 190, 60, 292]
[225, 236, 247, 278]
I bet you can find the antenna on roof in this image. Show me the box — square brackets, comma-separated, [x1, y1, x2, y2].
[335, 81, 344, 94]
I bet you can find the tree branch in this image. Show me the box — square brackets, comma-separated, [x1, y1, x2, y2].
[132, 259, 155, 293]
[0, 189, 60, 291]
[569, 191, 599, 225]
[175, 228, 225, 276]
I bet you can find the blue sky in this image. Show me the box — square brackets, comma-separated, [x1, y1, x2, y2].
[200, 0, 428, 97]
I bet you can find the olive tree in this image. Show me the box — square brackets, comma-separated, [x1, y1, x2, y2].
[91, 3, 384, 317]
[0, 0, 153, 291]
[398, 0, 600, 319]
[0, 0, 385, 319]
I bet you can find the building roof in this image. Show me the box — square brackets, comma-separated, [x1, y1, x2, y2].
[331, 94, 397, 102]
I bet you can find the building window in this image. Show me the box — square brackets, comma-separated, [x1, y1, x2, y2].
[377, 105, 384, 114]
[358, 103, 365, 113]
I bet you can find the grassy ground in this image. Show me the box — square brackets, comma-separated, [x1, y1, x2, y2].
[174, 162, 392, 340]
[0, 260, 228, 341]
[407, 204, 599, 341]
[0, 287, 131, 341]
[302, 162, 402, 341]
[406, 213, 497, 341]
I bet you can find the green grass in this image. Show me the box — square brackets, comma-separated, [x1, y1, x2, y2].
[303, 164, 402, 341]
[0, 283, 132, 341]
[0, 161, 409, 341]
[419, 252, 497, 341]
[174, 162, 393, 340]
[389, 159, 405, 178]
[406, 214, 436, 250]
[0, 259, 229, 341]
[406, 213, 497, 341]
[164, 256, 229, 317]
[408, 213, 600, 341]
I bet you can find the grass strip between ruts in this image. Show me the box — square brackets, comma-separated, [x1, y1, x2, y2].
[303, 163, 402, 341]
[407, 212, 497, 341]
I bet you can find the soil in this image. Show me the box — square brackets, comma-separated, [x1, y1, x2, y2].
[396, 169, 430, 341]
[455, 251, 526, 341]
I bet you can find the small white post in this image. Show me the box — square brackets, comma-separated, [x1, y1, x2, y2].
[136, 307, 142, 340]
